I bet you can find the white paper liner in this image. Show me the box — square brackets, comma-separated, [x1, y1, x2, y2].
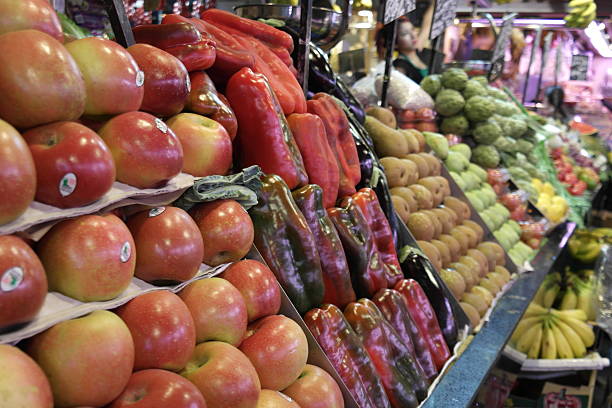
[503, 345, 610, 372]
[1, 262, 229, 345]
[0, 173, 195, 239]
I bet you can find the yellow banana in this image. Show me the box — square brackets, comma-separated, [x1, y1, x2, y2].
[527, 323, 544, 359]
[553, 312, 595, 347]
[523, 302, 549, 318]
[516, 321, 544, 354]
[560, 289, 578, 310]
[532, 285, 547, 306]
[541, 322, 557, 359]
[576, 1, 596, 17]
[550, 321, 574, 359]
[542, 283, 560, 308]
[552, 308, 587, 321]
[511, 315, 546, 346]
[554, 318, 587, 358]
[568, 0, 591, 8]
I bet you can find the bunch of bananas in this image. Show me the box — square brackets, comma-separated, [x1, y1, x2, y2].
[564, 0, 597, 29]
[532, 269, 596, 320]
[568, 229, 607, 264]
[510, 303, 595, 359]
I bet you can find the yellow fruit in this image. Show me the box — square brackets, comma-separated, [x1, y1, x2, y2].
[532, 178, 543, 191]
[542, 183, 555, 196]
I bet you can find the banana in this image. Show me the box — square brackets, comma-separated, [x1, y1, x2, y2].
[516, 321, 544, 354]
[568, 0, 591, 8]
[551, 321, 574, 359]
[553, 312, 595, 347]
[553, 308, 587, 321]
[542, 283, 560, 308]
[541, 322, 557, 359]
[523, 302, 549, 318]
[532, 284, 547, 307]
[576, 283, 595, 321]
[527, 323, 544, 359]
[554, 318, 587, 358]
[577, 2, 596, 17]
[560, 289, 578, 310]
[511, 315, 546, 346]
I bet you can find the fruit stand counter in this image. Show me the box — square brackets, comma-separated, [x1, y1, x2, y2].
[421, 222, 576, 408]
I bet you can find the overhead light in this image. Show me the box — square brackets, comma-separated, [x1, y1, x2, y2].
[357, 10, 372, 17]
[458, 18, 566, 27]
[584, 21, 612, 57]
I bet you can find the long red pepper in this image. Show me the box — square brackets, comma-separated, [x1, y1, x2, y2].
[394, 279, 451, 370]
[133, 22, 202, 49]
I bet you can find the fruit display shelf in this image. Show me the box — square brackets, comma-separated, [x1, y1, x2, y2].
[420, 222, 576, 408]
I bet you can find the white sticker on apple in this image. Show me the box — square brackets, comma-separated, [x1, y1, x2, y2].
[155, 118, 168, 134]
[149, 207, 166, 217]
[185, 75, 191, 93]
[59, 173, 77, 197]
[120, 242, 132, 263]
[1, 266, 23, 292]
[136, 70, 145, 87]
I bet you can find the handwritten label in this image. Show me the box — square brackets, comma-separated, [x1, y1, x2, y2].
[430, 0, 458, 40]
[570, 55, 589, 81]
[488, 15, 514, 81]
[383, 0, 416, 25]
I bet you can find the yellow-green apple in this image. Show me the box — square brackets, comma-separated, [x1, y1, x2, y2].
[256, 390, 300, 408]
[0, 345, 52, 407]
[126, 206, 203, 283]
[22, 121, 115, 208]
[189, 199, 254, 266]
[282, 364, 344, 408]
[98, 111, 184, 189]
[220, 260, 281, 322]
[65, 37, 144, 116]
[181, 341, 260, 408]
[0, 235, 47, 331]
[239, 315, 308, 390]
[0, 119, 36, 225]
[166, 113, 232, 177]
[25, 310, 135, 408]
[109, 369, 207, 408]
[36, 213, 135, 302]
[116, 290, 195, 371]
[179, 277, 247, 346]
[127, 43, 189, 117]
[0, 0, 63, 42]
[0, 30, 85, 129]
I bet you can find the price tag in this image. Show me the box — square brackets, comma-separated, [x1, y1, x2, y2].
[488, 14, 515, 81]
[382, 0, 416, 25]
[430, 0, 458, 40]
[570, 55, 589, 81]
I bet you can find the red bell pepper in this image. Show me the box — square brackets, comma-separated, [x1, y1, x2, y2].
[292, 184, 356, 308]
[568, 180, 587, 196]
[348, 188, 403, 284]
[225, 68, 307, 189]
[164, 40, 216, 71]
[372, 288, 438, 381]
[304, 304, 392, 408]
[201, 8, 294, 52]
[394, 279, 451, 371]
[287, 113, 339, 208]
[185, 71, 237, 139]
[328, 199, 396, 298]
[344, 299, 429, 407]
[132, 22, 202, 49]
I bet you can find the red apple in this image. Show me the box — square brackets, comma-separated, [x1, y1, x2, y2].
[127, 43, 190, 117]
[22, 121, 115, 208]
[239, 315, 308, 391]
[166, 113, 232, 177]
[179, 277, 247, 346]
[189, 199, 254, 266]
[0, 119, 36, 225]
[256, 390, 300, 408]
[0, 0, 63, 42]
[65, 37, 144, 116]
[116, 290, 195, 371]
[220, 260, 281, 322]
[181, 341, 260, 408]
[282, 364, 344, 408]
[98, 111, 184, 189]
[0, 30, 85, 129]
[109, 369, 207, 408]
[0, 235, 47, 330]
[36, 213, 136, 302]
[127, 206, 203, 283]
[25, 310, 135, 408]
[0, 344, 52, 408]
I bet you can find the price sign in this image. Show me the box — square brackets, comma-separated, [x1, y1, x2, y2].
[570, 55, 589, 81]
[488, 14, 514, 81]
[430, 0, 458, 40]
[382, 0, 416, 25]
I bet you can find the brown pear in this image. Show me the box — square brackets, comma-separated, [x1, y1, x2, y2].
[431, 239, 452, 267]
[420, 153, 441, 176]
[418, 177, 444, 207]
[456, 225, 478, 248]
[400, 159, 419, 185]
[417, 240, 442, 271]
[450, 227, 469, 255]
[432, 208, 453, 235]
[440, 268, 466, 299]
[439, 234, 461, 262]
[477, 242, 506, 266]
[461, 291, 488, 317]
[443, 196, 471, 223]
[440, 207, 458, 228]
[392, 195, 411, 223]
[467, 249, 489, 277]
[458, 255, 482, 283]
[460, 302, 481, 327]
[494, 265, 511, 281]
[479, 277, 501, 296]
[450, 262, 476, 290]
[435, 176, 451, 197]
[380, 157, 410, 188]
[422, 210, 442, 239]
[390, 187, 418, 213]
[412, 130, 426, 152]
[407, 184, 434, 210]
[462, 220, 484, 243]
[404, 154, 430, 178]
[406, 213, 434, 241]
[366, 106, 397, 128]
[472, 286, 494, 306]
[400, 129, 421, 153]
